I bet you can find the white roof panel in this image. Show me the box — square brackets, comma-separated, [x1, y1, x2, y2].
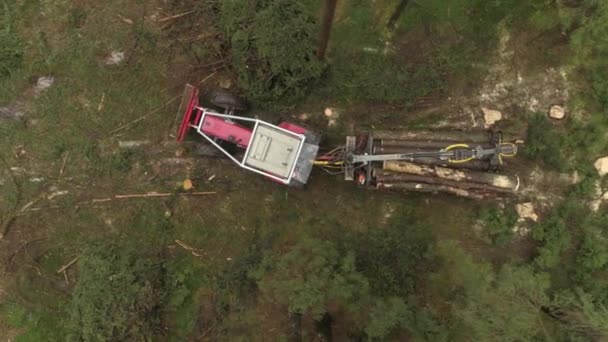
[244, 123, 303, 179]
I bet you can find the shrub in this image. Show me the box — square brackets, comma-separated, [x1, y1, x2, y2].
[252, 238, 369, 319]
[532, 214, 571, 269]
[67, 241, 166, 341]
[365, 297, 411, 339]
[525, 113, 605, 172]
[347, 213, 432, 296]
[220, 0, 324, 102]
[478, 205, 518, 246]
[571, 2, 608, 110]
[576, 231, 608, 275]
[525, 113, 568, 170]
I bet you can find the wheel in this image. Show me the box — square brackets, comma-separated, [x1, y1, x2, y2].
[208, 89, 248, 112]
[193, 143, 221, 157]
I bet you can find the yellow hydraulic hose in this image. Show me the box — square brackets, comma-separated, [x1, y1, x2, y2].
[444, 143, 475, 163]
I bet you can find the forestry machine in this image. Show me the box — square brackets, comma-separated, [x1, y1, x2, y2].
[177, 85, 519, 196]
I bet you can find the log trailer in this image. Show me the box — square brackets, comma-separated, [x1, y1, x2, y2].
[177, 85, 520, 199]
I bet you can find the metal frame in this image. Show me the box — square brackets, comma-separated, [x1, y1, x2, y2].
[191, 107, 306, 184]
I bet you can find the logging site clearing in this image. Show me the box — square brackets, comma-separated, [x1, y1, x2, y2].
[1, 1, 608, 341]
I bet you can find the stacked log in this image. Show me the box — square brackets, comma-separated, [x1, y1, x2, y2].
[372, 130, 497, 171]
[366, 130, 520, 199]
[373, 130, 492, 143]
[376, 161, 519, 200]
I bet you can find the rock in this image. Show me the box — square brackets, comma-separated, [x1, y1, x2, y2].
[482, 107, 502, 128]
[549, 105, 565, 120]
[594, 157, 608, 177]
[516, 202, 538, 222]
[324, 108, 335, 117]
[105, 51, 125, 65]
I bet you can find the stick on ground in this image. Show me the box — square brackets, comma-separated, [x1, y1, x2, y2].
[57, 256, 80, 274]
[111, 95, 181, 135]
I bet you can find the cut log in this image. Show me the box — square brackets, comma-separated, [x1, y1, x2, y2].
[373, 144, 492, 154]
[376, 182, 490, 200]
[373, 130, 491, 143]
[382, 161, 519, 190]
[399, 158, 491, 171]
[375, 172, 514, 194]
[379, 139, 490, 148]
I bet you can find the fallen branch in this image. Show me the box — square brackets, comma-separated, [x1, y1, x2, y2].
[157, 10, 194, 23]
[24, 191, 217, 212]
[175, 240, 204, 257]
[113, 191, 216, 200]
[0, 153, 20, 239]
[111, 95, 181, 135]
[59, 152, 70, 177]
[57, 256, 80, 274]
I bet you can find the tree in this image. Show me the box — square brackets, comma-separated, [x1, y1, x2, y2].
[478, 204, 518, 246]
[575, 230, 608, 281]
[550, 288, 608, 340]
[220, 0, 325, 102]
[457, 265, 551, 341]
[365, 297, 412, 339]
[429, 241, 494, 300]
[432, 242, 552, 341]
[252, 238, 369, 319]
[571, 1, 608, 110]
[67, 241, 166, 341]
[532, 214, 571, 269]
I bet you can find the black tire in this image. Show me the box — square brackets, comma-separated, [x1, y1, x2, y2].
[193, 143, 221, 157]
[209, 89, 248, 112]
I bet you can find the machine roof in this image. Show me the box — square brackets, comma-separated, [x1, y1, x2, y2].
[244, 123, 304, 179]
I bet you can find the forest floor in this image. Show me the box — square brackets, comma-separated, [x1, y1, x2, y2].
[0, 0, 604, 341]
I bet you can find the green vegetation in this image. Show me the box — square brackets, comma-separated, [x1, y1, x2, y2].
[0, 2, 22, 78]
[478, 204, 518, 246]
[254, 238, 368, 319]
[2, 0, 608, 341]
[67, 241, 166, 341]
[219, 0, 325, 103]
[525, 113, 605, 172]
